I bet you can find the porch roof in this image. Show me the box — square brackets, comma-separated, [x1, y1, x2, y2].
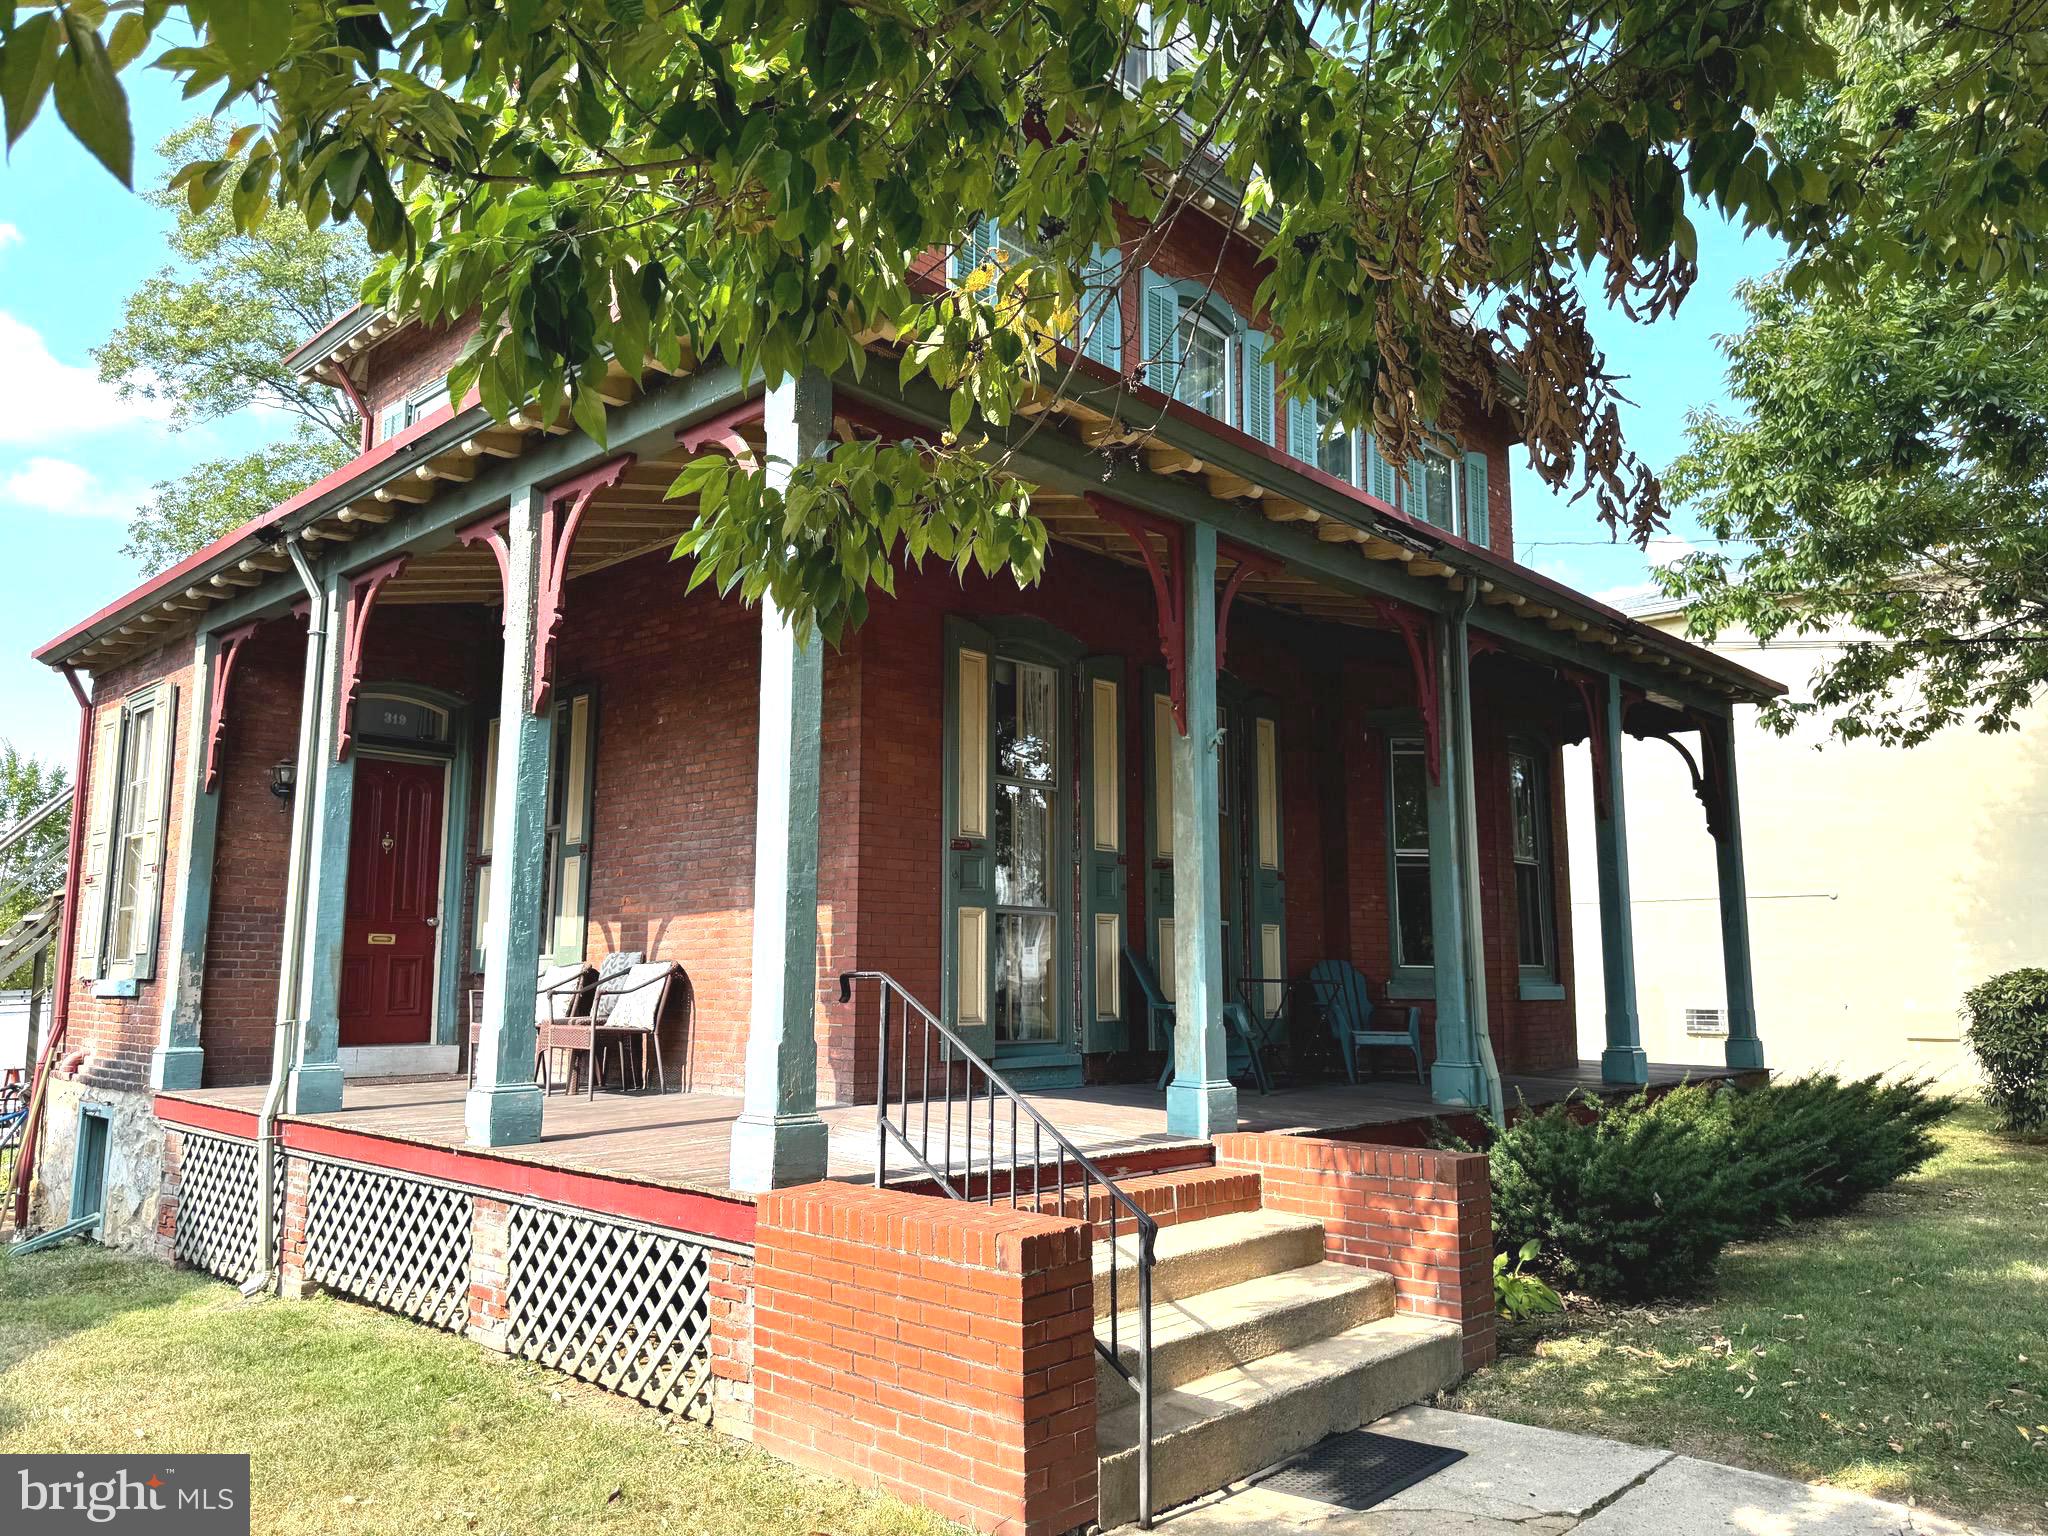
[33, 335, 1782, 711]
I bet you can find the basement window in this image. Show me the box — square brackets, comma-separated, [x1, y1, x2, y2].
[71, 1106, 110, 1227]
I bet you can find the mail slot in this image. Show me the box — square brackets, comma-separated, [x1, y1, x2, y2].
[367, 933, 397, 946]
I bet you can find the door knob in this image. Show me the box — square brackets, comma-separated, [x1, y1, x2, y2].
[425, 917, 440, 928]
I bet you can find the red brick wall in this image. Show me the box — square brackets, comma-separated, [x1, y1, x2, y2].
[751, 1182, 1096, 1536]
[1216, 1131, 1496, 1372]
[362, 318, 477, 437]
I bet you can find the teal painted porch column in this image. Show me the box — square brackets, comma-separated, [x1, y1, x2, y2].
[150, 627, 223, 1091]
[467, 484, 553, 1147]
[1712, 712, 1765, 1071]
[1166, 523, 1237, 1139]
[1425, 612, 1489, 1110]
[728, 371, 833, 1193]
[1594, 672, 1649, 1086]
[287, 566, 355, 1114]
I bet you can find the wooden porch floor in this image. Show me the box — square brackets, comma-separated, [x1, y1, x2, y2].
[161, 1060, 1735, 1206]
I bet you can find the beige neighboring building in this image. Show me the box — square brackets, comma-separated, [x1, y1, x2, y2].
[1569, 601, 2048, 1085]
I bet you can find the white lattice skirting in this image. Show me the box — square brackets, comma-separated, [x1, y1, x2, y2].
[506, 1205, 713, 1415]
[173, 1132, 278, 1283]
[303, 1160, 473, 1331]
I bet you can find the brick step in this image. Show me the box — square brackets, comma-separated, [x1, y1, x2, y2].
[1090, 1209, 1326, 1320]
[1018, 1165, 1260, 1241]
[1095, 1314, 1463, 1529]
[1096, 1261, 1395, 1400]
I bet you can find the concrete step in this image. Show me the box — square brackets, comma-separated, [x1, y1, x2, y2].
[1097, 1261, 1396, 1400]
[1096, 1313, 1463, 1529]
[1091, 1209, 1326, 1320]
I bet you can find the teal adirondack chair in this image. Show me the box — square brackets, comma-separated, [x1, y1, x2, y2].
[1123, 944, 1270, 1093]
[1310, 958, 1424, 1086]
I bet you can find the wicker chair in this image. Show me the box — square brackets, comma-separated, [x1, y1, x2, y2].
[468, 960, 593, 1085]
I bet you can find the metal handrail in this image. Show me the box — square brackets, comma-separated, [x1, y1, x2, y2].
[840, 969, 1158, 1529]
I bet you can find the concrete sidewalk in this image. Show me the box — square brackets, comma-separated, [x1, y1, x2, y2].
[1152, 1407, 2013, 1536]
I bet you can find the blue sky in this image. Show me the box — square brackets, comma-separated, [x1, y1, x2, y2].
[0, 71, 1782, 770]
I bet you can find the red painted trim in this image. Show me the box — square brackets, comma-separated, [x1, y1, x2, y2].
[330, 368, 374, 454]
[202, 621, 261, 792]
[1372, 599, 1442, 783]
[155, 1094, 262, 1140]
[333, 555, 411, 760]
[1087, 494, 1188, 731]
[1214, 540, 1281, 674]
[277, 1119, 757, 1245]
[675, 399, 765, 468]
[457, 512, 512, 624]
[532, 456, 636, 715]
[33, 390, 478, 664]
[828, 397, 929, 444]
[11, 667, 93, 1226]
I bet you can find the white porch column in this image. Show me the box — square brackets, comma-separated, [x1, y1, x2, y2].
[1165, 522, 1237, 1139]
[728, 371, 833, 1193]
[287, 566, 354, 1114]
[1594, 672, 1649, 1086]
[1712, 712, 1765, 1071]
[467, 484, 553, 1147]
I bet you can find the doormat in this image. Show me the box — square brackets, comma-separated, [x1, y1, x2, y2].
[1254, 1429, 1466, 1511]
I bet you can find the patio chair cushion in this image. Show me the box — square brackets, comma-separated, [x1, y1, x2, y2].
[535, 962, 593, 1024]
[590, 951, 644, 1020]
[601, 963, 678, 1033]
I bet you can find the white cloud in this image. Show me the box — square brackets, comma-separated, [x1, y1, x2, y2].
[0, 224, 21, 250]
[0, 311, 169, 444]
[4, 456, 114, 516]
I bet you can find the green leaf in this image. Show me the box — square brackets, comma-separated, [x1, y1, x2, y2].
[205, 0, 292, 80]
[0, 13, 59, 150]
[52, 13, 130, 186]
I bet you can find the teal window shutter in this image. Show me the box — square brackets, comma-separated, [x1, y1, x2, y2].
[1081, 244, 1124, 370]
[1365, 433, 1396, 505]
[1463, 449, 1490, 546]
[1140, 268, 1181, 399]
[1240, 328, 1274, 444]
[1286, 394, 1317, 461]
[1405, 459, 1427, 523]
[950, 218, 999, 284]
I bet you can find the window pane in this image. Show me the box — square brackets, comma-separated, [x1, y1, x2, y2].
[994, 659, 1057, 782]
[994, 783, 1054, 908]
[1423, 451, 1454, 528]
[1509, 752, 1539, 862]
[1315, 413, 1354, 482]
[1391, 746, 1428, 853]
[1516, 863, 1547, 967]
[1180, 309, 1229, 417]
[993, 912, 1056, 1043]
[1395, 860, 1433, 968]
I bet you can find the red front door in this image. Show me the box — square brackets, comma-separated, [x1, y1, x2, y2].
[339, 757, 447, 1047]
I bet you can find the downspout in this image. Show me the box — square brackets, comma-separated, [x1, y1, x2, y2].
[1450, 585, 1507, 1124]
[10, 665, 94, 1230]
[246, 541, 328, 1291]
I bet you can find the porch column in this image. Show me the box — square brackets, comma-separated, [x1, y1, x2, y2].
[1166, 522, 1237, 1139]
[1711, 712, 1765, 1070]
[1594, 672, 1648, 1086]
[287, 567, 355, 1114]
[150, 627, 223, 1090]
[466, 484, 553, 1148]
[1425, 613, 1488, 1110]
[728, 371, 833, 1193]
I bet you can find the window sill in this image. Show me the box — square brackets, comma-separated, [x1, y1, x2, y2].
[1518, 977, 1567, 1002]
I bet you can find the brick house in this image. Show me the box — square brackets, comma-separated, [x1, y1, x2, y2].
[15, 197, 1779, 1532]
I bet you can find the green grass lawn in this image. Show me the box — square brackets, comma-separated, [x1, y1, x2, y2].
[1445, 1104, 2048, 1533]
[0, 1244, 958, 1536]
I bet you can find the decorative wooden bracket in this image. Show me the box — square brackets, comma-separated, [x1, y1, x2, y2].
[1215, 541, 1282, 675]
[1568, 671, 1611, 820]
[202, 620, 260, 793]
[676, 399, 765, 469]
[1645, 728, 1727, 842]
[531, 455, 637, 715]
[457, 510, 511, 625]
[1088, 494, 1188, 733]
[334, 556, 410, 760]
[1370, 598, 1441, 783]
